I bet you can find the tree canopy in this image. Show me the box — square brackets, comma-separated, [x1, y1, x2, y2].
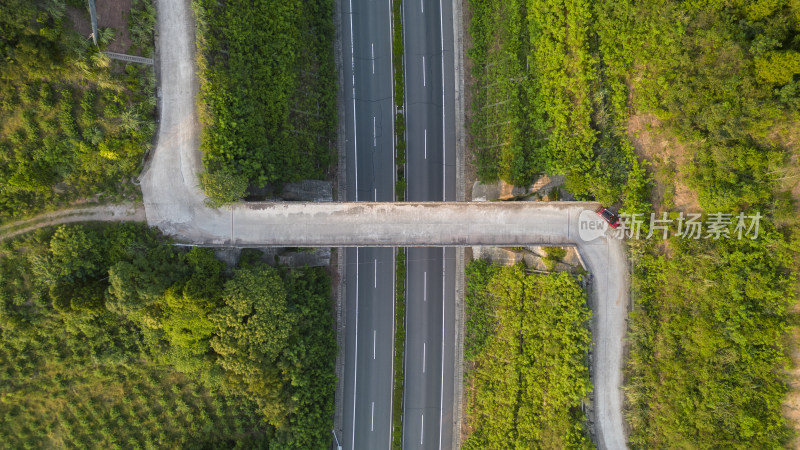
[0, 223, 336, 448]
[0, 0, 157, 220]
[194, 0, 337, 204]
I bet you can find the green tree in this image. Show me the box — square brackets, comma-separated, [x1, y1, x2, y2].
[106, 248, 186, 320]
[211, 262, 296, 427]
[754, 50, 800, 85]
[47, 226, 105, 280]
[199, 169, 248, 207]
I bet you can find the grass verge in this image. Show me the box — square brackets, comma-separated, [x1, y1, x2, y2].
[393, 0, 406, 201]
[392, 248, 407, 448]
[391, 0, 407, 446]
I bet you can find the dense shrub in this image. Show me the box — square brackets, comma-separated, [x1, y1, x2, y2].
[463, 262, 592, 448]
[469, 1, 800, 447]
[467, 0, 649, 209]
[0, 224, 336, 448]
[594, 1, 800, 446]
[627, 231, 795, 447]
[194, 0, 337, 205]
[0, 0, 157, 221]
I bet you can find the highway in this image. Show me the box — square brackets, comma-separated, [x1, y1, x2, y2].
[402, 0, 458, 447]
[403, 248, 456, 449]
[343, 248, 395, 449]
[340, 0, 397, 447]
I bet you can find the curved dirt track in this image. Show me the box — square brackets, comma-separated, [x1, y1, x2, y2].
[0, 204, 146, 242]
[140, 0, 629, 448]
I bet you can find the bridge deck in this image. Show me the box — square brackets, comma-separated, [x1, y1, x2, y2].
[144, 201, 604, 247]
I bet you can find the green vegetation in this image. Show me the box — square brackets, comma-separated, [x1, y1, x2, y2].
[463, 259, 498, 360]
[0, 224, 336, 447]
[590, 1, 800, 446]
[0, 0, 156, 221]
[391, 2, 405, 442]
[627, 233, 795, 447]
[193, 0, 337, 205]
[463, 261, 592, 448]
[128, 0, 157, 58]
[199, 168, 249, 208]
[0, 362, 266, 448]
[596, 0, 800, 216]
[467, 0, 649, 209]
[469, 0, 800, 444]
[393, 0, 406, 201]
[392, 248, 406, 449]
[598, 1, 800, 149]
[543, 246, 567, 271]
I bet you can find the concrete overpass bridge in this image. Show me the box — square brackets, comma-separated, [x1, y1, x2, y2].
[138, 0, 631, 447]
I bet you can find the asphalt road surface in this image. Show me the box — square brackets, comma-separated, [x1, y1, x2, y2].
[403, 0, 457, 447]
[340, 0, 397, 447]
[405, 0, 456, 203]
[343, 248, 395, 449]
[403, 248, 456, 449]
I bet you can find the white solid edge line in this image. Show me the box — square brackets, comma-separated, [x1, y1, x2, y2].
[352, 248, 359, 450]
[391, 249, 398, 448]
[421, 414, 424, 445]
[439, 0, 445, 202]
[349, 0, 358, 438]
[349, 0, 358, 202]
[439, 248, 445, 450]
[354, 95, 358, 201]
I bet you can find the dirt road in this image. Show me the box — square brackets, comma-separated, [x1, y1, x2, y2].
[0, 204, 146, 241]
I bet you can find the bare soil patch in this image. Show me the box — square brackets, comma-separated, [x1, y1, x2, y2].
[0, 204, 145, 242]
[65, 0, 135, 54]
[783, 298, 800, 450]
[772, 118, 800, 445]
[97, 0, 134, 53]
[66, 6, 92, 39]
[765, 117, 800, 152]
[627, 114, 700, 213]
[764, 118, 800, 213]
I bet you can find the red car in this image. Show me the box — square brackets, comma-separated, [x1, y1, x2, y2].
[595, 206, 620, 229]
